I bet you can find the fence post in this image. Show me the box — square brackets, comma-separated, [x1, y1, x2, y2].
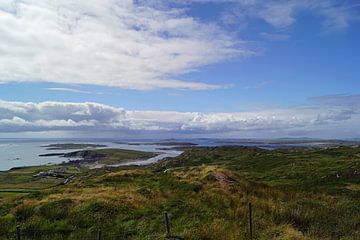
[249, 202, 253, 240]
[16, 225, 21, 240]
[164, 212, 171, 237]
[97, 229, 102, 240]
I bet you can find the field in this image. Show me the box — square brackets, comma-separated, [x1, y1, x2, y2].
[0, 146, 359, 239]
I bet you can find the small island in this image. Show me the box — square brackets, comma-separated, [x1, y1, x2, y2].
[40, 148, 158, 167]
[41, 143, 107, 150]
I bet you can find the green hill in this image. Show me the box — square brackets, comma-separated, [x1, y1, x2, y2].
[0, 146, 359, 239]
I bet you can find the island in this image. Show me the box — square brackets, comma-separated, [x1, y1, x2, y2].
[41, 143, 107, 150]
[113, 141, 198, 147]
[40, 148, 158, 167]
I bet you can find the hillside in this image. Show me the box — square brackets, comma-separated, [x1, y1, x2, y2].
[0, 146, 359, 239]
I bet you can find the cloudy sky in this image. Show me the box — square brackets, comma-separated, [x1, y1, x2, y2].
[0, 0, 359, 139]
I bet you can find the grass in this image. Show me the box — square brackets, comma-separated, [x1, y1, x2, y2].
[0, 165, 80, 192]
[94, 149, 158, 165]
[0, 146, 359, 239]
[158, 146, 360, 197]
[0, 148, 156, 195]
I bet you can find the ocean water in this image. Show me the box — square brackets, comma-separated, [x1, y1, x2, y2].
[0, 139, 182, 171]
[0, 138, 339, 171]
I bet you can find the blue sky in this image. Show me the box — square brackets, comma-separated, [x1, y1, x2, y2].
[0, 0, 359, 138]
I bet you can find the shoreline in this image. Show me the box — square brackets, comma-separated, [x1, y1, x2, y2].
[0, 141, 183, 171]
[3, 139, 358, 172]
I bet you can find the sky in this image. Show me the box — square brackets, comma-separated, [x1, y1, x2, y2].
[0, 0, 359, 139]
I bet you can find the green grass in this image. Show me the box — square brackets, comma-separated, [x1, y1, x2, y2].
[0, 165, 80, 191]
[94, 148, 157, 165]
[158, 146, 360, 197]
[0, 146, 359, 239]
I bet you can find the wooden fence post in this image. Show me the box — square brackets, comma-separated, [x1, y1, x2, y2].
[164, 212, 171, 237]
[249, 202, 253, 240]
[97, 229, 102, 240]
[16, 225, 21, 240]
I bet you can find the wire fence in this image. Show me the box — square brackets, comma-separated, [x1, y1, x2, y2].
[3, 203, 254, 240]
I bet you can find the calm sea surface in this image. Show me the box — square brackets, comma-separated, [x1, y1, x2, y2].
[0, 138, 331, 171]
[0, 139, 182, 171]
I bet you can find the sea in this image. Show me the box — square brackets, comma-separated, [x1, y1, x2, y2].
[0, 138, 183, 171]
[0, 138, 350, 171]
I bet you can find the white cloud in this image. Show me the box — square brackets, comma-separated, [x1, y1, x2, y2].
[0, 0, 251, 90]
[0, 1, 357, 91]
[45, 88, 91, 94]
[0, 98, 359, 137]
[184, 0, 359, 30]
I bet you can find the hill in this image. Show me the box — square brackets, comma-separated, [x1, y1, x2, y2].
[0, 146, 359, 239]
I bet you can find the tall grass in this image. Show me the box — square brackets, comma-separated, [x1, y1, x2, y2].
[0, 146, 359, 239]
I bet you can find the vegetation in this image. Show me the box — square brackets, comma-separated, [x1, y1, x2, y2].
[0, 165, 80, 192]
[95, 149, 158, 165]
[40, 148, 157, 166]
[0, 146, 359, 239]
[159, 146, 360, 197]
[0, 149, 155, 194]
[41, 143, 107, 150]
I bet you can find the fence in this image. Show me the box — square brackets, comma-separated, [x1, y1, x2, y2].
[5, 203, 254, 240]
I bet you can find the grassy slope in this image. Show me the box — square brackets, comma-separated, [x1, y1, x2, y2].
[159, 146, 360, 196]
[0, 146, 359, 239]
[0, 166, 80, 191]
[0, 149, 155, 192]
[95, 149, 157, 165]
